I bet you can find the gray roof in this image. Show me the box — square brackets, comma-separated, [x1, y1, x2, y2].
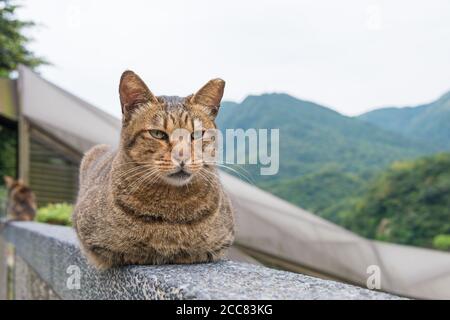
[18, 65, 450, 299]
[18, 65, 120, 153]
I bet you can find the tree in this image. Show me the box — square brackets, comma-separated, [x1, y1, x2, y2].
[339, 153, 450, 249]
[0, 0, 47, 77]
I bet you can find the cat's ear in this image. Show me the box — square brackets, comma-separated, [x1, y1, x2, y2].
[3, 176, 15, 188]
[190, 78, 225, 118]
[119, 70, 158, 116]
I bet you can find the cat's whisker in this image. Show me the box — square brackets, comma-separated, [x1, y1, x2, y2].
[197, 169, 218, 189]
[195, 172, 210, 190]
[113, 163, 156, 181]
[113, 168, 153, 186]
[114, 167, 146, 182]
[141, 169, 162, 187]
[118, 170, 154, 188]
[133, 171, 161, 193]
[112, 163, 159, 184]
[200, 174, 215, 191]
[120, 166, 156, 190]
[226, 163, 253, 179]
[154, 161, 175, 165]
[126, 168, 158, 193]
[127, 168, 161, 194]
[212, 163, 255, 185]
[113, 160, 154, 168]
[213, 162, 254, 182]
[114, 162, 153, 176]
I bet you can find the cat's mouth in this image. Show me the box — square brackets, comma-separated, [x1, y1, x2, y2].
[167, 170, 192, 180]
[164, 169, 193, 186]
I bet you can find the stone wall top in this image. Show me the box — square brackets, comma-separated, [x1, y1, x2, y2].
[1, 222, 401, 300]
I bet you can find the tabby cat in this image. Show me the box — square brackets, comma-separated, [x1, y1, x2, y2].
[3, 176, 36, 222]
[72, 71, 235, 269]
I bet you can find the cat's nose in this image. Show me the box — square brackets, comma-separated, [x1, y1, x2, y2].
[171, 155, 187, 168]
[172, 148, 189, 166]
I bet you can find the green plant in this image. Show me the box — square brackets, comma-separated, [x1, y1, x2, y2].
[433, 235, 450, 251]
[36, 203, 73, 226]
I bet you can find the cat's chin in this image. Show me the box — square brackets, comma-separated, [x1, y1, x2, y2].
[162, 171, 194, 187]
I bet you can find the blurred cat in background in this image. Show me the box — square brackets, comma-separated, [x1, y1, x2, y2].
[2, 176, 36, 222]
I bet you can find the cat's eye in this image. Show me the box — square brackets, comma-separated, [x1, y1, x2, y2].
[191, 130, 205, 140]
[149, 129, 169, 140]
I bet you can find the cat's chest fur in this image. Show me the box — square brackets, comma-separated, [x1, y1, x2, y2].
[106, 187, 224, 248]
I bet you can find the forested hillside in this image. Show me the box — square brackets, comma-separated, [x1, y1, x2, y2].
[336, 153, 450, 250]
[217, 92, 450, 250]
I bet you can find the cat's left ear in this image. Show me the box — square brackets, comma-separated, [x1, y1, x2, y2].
[3, 176, 15, 189]
[119, 70, 158, 117]
[190, 78, 225, 118]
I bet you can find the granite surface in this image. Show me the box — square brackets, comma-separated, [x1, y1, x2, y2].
[14, 255, 60, 300]
[1, 222, 402, 300]
[0, 235, 7, 300]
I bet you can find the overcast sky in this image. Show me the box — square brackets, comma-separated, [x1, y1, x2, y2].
[17, 0, 450, 117]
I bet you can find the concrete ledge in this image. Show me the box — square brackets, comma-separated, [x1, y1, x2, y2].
[1, 222, 401, 300]
[0, 235, 7, 300]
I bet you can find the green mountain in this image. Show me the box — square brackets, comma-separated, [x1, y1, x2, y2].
[217, 93, 430, 182]
[359, 91, 450, 150]
[337, 153, 450, 250]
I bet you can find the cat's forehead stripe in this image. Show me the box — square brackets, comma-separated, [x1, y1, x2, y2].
[150, 113, 165, 128]
[193, 118, 203, 129]
[156, 110, 198, 131]
[147, 96, 210, 131]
